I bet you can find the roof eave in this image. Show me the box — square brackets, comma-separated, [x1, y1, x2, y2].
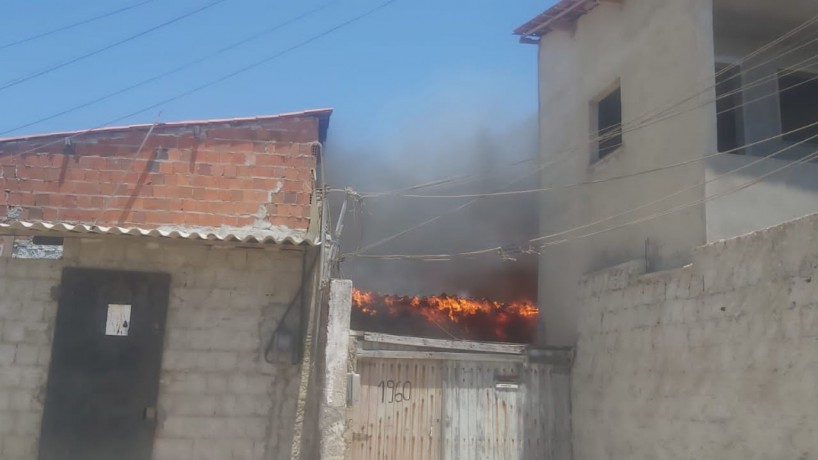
[0, 108, 334, 144]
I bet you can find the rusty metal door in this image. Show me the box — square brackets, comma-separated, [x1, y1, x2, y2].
[349, 359, 444, 460]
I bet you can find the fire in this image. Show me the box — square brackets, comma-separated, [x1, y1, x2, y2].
[351, 289, 538, 343]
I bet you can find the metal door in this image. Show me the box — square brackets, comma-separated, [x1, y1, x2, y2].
[349, 359, 444, 460]
[38, 268, 170, 460]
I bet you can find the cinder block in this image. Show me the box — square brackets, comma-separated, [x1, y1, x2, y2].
[13, 344, 37, 366]
[0, 344, 15, 365]
[160, 372, 208, 394]
[225, 417, 268, 439]
[152, 438, 193, 460]
[2, 435, 37, 458]
[12, 412, 40, 435]
[227, 374, 270, 395]
[190, 439, 231, 460]
[206, 374, 228, 393]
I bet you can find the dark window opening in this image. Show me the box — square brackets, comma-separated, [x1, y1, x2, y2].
[715, 64, 744, 153]
[11, 237, 63, 259]
[779, 71, 818, 143]
[33, 236, 64, 246]
[597, 87, 622, 160]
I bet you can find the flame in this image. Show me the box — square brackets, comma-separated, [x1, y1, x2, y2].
[351, 289, 538, 343]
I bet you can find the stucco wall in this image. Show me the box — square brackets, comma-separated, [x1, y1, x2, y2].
[573, 213, 818, 459]
[0, 237, 307, 460]
[537, 0, 716, 345]
[706, 155, 818, 241]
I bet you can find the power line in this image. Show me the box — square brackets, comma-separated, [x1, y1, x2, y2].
[361, 119, 818, 200]
[530, 147, 818, 255]
[339, 64, 818, 204]
[93, 116, 161, 226]
[341, 47, 818, 254]
[0, 0, 154, 52]
[347, 154, 560, 256]
[9, 0, 399, 158]
[329, 27, 818, 200]
[0, 1, 337, 136]
[0, 0, 228, 93]
[348, 130, 818, 260]
[619, 13, 818, 141]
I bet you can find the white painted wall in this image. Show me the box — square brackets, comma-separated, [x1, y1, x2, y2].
[0, 237, 309, 460]
[537, 0, 716, 346]
[573, 212, 818, 459]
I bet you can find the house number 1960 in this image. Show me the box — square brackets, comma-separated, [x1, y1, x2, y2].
[377, 380, 412, 403]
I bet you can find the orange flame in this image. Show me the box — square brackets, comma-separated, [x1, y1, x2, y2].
[351, 289, 538, 343]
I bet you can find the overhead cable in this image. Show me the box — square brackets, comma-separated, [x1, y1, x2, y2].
[0, 0, 229, 93]
[8, 0, 399, 158]
[0, 1, 337, 136]
[0, 0, 154, 52]
[350, 130, 818, 260]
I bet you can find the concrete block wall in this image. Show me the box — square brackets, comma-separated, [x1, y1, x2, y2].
[572, 213, 818, 459]
[0, 236, 307, 460]
[0, 257, 60, 459]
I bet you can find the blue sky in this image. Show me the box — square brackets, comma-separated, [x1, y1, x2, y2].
[0, 0, 551, 145]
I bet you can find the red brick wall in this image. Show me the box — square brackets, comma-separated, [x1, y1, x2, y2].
[0, 113, 328, 231]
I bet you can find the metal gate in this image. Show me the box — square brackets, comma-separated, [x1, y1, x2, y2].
[347, 333, 572, 460]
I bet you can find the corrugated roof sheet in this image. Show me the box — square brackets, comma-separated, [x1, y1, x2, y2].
[0, 220, 317, 246]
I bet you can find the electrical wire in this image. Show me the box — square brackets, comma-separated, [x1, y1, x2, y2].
[364, 119, 818, 200]
[0, 0, 154, 52]
[619, 13, 818, 140]
[0, 1, 337, 136]
[328, 27, 818, 200]
[0, 0, 229, 93]
[92, 115, 161, 225]
[7, 0, 399, 159]
[346, 153, 565, 257]
[349, 130, 818, 260]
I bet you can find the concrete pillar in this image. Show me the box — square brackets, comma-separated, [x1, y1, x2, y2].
[319, 279, 352, 459]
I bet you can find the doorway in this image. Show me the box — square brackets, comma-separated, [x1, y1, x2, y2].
[38, 268, 170, 460]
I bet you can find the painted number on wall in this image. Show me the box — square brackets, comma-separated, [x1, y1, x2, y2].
[377, 380, 412, 403]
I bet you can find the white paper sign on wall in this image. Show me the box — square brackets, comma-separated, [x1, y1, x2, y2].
[106, 304, 131, 336]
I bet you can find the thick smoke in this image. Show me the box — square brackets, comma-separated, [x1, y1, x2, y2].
[325, 105, 539, 304]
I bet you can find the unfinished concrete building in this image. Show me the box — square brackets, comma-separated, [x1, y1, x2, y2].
[517, 1, 818, 458]
[516, 0, 818, 346]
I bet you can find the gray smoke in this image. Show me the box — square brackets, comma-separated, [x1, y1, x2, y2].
[325, 109, 539, 303]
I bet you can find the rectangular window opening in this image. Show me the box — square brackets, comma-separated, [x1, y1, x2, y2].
[715, 63, 744, 153]
[595, 86, 623, 161]
[779, 70, 818, 144]
[11, 237, 64, 259]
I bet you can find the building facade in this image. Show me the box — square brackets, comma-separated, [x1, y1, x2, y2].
[516, 0, 818, 346]
[0, 110, 331, 459]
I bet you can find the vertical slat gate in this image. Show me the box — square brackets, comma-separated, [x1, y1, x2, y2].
[348, 356, 568, 460]
[442, 361, 523, 460]
[349, 359, 444, 460]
